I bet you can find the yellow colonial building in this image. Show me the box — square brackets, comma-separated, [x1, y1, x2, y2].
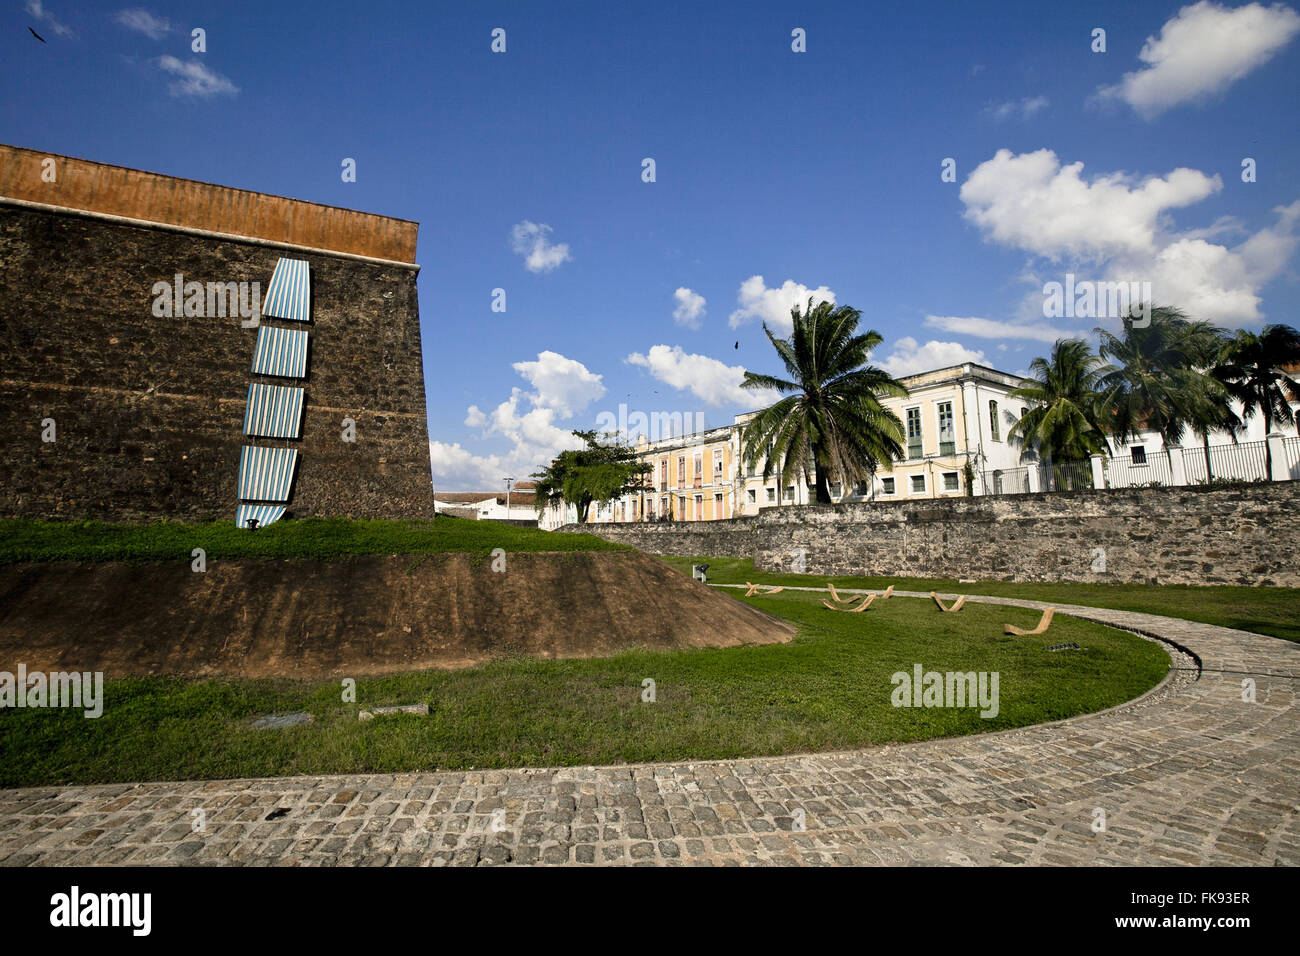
[541, 362, 1031, 527]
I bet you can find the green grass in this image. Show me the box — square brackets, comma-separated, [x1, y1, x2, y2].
[0, 593, 1169, 788]
[659, 556, 1300, 644]
[0, 516, 624, 564]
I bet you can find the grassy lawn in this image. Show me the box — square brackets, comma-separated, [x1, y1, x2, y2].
[658, 556, 1300, 644]
[0, 592, 1168, 788]
[0, 516, 624, 564]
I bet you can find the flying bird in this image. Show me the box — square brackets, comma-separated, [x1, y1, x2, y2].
[29, 26, 47, 42]
[734, 341, 739, 349]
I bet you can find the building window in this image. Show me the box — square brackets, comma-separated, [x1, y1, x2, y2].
[694, 494, 703, 520]
[937, 401, 955, 456]
[677, 457, 685, 486]
[785, 486, 795, 502]
[748, 489, 757, 503]
[714, 493, 723, 518]
[881, 477, 895, 495]
[910, 474, 926, 494]
[766, 487, 776, 503]
[1131, 446, 1147, 465]
[659, 459, 668, 492]
[942, 471, 959, 492]
[694, 455, 703, 487]
[661, 496, 668, 517]
[677, 495, 686, 518]
[853, 481, 868, 496]
[906, 407, 923, 459]
[989, 400, 1000, 442]
[713, 449, 724, 480]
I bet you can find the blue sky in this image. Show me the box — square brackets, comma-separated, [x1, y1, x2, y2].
[5, 0, 1299, 488]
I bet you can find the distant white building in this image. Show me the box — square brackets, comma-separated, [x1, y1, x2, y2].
[434, 481, 537, 522]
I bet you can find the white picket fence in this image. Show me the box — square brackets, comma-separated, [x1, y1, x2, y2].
[981, 434, 1298, 496]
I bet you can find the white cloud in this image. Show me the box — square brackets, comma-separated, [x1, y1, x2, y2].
[156, 56, 238, 96]
[438, 390, 586, 489]
[435, 351, 604, 490]
[511, 350, 605, 417]
[961, 148, 1220, 261]
[25, 0, 74, 37]
[428, 439, 575, 491]
[626, 345, 781, 408]
[958, 149, 1300, 326]
[728, 275, 835, 333]
[877, 338, 988, 378]
[672, 287, 706, 329]
[115, 8, 170, 39]
[1097, 1, 1300, 118]
[924, 315, 1085, 343]
[510, 221, 572, 273]
[987, 95, 1049, 120]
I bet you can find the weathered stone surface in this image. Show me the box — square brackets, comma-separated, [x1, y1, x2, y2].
[1, 598, 1296, 866]
[361, 704, 429, 720]
[251, 713, 314, 730]
[0, 205, 433, 522]
[560, 482, 1300, 587]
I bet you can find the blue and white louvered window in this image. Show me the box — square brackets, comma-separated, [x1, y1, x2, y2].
[243, 383, 305, 439]
[236, 256, 311, 527]
[237, 446, 299, 502]
[251, 325, 309, 379]
[235, 504, 286, 529]
[261, 258, 311, 321]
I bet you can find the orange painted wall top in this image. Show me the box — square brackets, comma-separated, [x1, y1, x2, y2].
[0, 144, 418, 263]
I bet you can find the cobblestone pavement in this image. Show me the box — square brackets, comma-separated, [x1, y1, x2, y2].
[1, 593, 1297, 866]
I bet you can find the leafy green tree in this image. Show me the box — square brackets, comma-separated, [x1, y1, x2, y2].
[739, 298, 908, 504]
[1212, 324, 1300, 475]
[1008, 338, 1111, 463]
[531, 430, 652, 525]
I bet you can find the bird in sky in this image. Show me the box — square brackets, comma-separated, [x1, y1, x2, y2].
[29, 26, 47, 42]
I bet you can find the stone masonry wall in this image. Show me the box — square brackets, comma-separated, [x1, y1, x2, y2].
[558, 517, 759, 558]
[0, 204, 434, 521]
[561, 482, 1300, 587]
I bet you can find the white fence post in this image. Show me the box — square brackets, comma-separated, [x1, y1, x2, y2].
[1090, 454, 1106, 490]
[1026, 463, 1041, 494]
[1267, 433, 1288, 482]
[1169, 446, 1187, 486]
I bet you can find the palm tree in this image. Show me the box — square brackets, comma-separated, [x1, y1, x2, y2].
[1212, 324, 1300, 475]
[739, 298, 909, 504]
[1095, 306, 1231, 478]
[1181, 321, 1243, 480]
[1008, 338, 1111, 465]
